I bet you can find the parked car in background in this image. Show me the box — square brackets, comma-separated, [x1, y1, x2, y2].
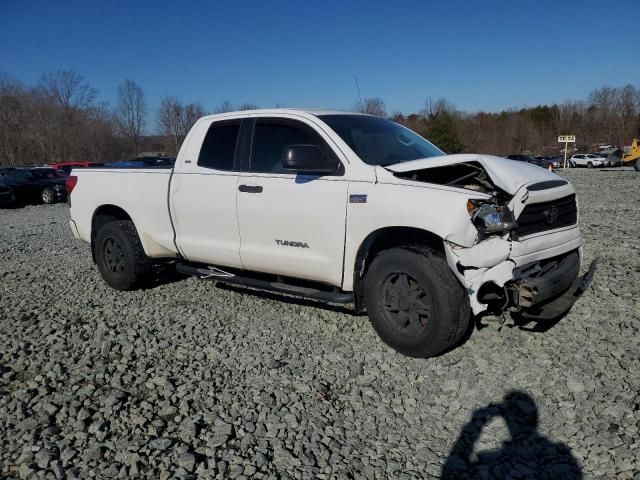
[605, 149, 624, 167]
[593, 143, 613, 152]
[0, 178, 16, 206]
[589, 152, 613, 166]
[108, 157, 176, 168]
[2, 168, 68, 205]
[506, 154, 535, 163]
[506, 154, 546, 168]
[533, 156, 562, 169]
[569, 154, 607, 168]
[546, 156, 563, 168]
[0, 166, 16, 177]
[49, 161, 106, 174]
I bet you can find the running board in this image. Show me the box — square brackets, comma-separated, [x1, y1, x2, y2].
[176, 263, 354, 304]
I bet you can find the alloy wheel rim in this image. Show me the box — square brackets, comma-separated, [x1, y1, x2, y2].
[380, 272, 431, 335]
[42, 190, 52, 203]
[103, 237, 126, 274]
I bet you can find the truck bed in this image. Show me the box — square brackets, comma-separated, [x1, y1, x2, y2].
[69, 168, 180, 258]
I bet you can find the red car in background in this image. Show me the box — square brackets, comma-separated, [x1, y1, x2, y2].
[48, 161, 106, 174]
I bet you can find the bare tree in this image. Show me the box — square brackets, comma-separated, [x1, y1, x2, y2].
[0, 74, 27, 165]
[238, 103, 258, 111]
[214, 101, 234, 113]
[39, 70, 97, 112]
[156, 98, 206, 155]
[352, 97, 387, 117]
[617, 84, 640, 146]
[421, 97, 455, 117]
[115, 80, 146, 155]
[156, 96, 183, 155]
[182, 102, 206, 132]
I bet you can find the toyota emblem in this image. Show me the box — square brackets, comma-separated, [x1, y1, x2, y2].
[543, 205, 559, 225]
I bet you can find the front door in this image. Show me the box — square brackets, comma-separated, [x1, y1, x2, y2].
[236, 117, 349, 286]
[171, 118, 243, 267]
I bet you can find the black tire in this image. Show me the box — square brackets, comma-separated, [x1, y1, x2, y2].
[95, 220, 150, 290]
[635, 159, 640, 172]
[586, 162, 593, 169]
[363, 246, 471, 358]
[41, 187, 54, 204]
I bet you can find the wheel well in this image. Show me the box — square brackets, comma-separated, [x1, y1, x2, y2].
[352, 227, 444, 312]
[91, 205, 132, 262]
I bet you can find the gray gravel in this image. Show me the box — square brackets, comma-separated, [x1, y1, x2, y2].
[1, 169, 639, 479]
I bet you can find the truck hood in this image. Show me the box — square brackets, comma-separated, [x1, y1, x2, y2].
[385, 153, 559, 195]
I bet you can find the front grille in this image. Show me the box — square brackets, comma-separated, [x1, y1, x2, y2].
[516, 194, 577, 236]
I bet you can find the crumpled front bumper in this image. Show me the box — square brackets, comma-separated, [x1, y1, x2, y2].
[445, 225, 592, 317]
[518, 257, 596, 321]
[516, 250, 581, 308]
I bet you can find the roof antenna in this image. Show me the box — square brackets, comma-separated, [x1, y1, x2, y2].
[355, 77, 364, 114]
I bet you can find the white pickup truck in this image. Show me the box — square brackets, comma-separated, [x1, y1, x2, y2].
[68, 109, 594, 357]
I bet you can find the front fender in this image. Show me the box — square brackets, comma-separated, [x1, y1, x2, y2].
[342, 180, 482, 291]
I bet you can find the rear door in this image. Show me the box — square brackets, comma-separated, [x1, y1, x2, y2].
[236, 116, 349, 286]
[171, 118, 245, 267]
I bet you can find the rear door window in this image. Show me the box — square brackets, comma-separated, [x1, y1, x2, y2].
[198, 121, 241, 171]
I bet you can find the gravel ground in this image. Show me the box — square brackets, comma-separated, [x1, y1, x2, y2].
[1, 169, 639, 479]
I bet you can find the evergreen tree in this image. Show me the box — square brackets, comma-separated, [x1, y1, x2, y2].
[426, 112, 464, 154]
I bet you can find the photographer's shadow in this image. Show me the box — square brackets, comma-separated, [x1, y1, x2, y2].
[442, 391, 583, 479]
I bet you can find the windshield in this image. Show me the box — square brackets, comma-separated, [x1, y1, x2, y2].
[318, 114, 444, 166]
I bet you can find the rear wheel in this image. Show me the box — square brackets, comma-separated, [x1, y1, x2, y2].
[41, 187, 54, 204]
[364, 246, 470, 358]
[95, 220, 150, 290]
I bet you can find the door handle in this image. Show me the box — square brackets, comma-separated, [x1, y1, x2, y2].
[238, 184, 263, 193]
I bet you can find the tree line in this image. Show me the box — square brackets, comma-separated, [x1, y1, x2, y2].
[0, 70, 259, 166]
[376, 86, 640, 155]
[1, 69, 638, 166]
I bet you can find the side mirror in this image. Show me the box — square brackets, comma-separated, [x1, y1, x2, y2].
[281, 145, 337, 174]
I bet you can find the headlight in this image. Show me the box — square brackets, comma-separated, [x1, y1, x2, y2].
[467, 200, 516, 234]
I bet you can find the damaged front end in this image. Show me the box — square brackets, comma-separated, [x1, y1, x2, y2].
[385, 154, 595, 322]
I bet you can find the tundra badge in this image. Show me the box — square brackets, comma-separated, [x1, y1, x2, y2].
[275, 240, 310, 248]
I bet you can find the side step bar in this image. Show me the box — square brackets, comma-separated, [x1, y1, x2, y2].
[176, 263, 354, 305]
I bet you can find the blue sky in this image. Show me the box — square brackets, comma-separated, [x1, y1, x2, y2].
[2, 0, 639, 120]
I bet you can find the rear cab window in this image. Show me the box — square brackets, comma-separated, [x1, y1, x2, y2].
[198, 120, 241, 171]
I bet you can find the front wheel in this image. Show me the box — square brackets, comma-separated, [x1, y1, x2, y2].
[41, 187, 55, 204]
[364, 246, 470, 358]
[587, 162, 593, 169]
[635, 159, 640, 172]
[95, 220, 151, 290]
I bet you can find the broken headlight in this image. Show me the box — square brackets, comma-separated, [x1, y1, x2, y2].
[467, 200, 516, 235]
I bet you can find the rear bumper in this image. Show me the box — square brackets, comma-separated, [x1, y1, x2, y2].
[52, 187, 67, 202]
